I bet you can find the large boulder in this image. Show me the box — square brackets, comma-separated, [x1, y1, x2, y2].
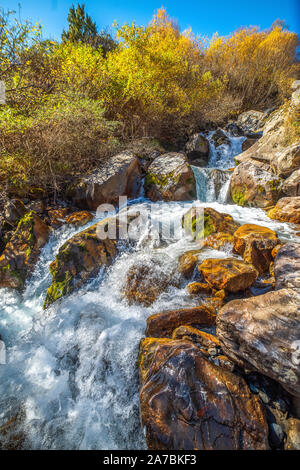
[44, 214, 137, 308]
[274, 243, 300, 290]
[0, 211, 49, 290]
[145, 153, 196, 202]
[67, 151, 142, 210]
[216, 288, 300, 398]
[145, 305, 216, 338]
[236, 110, 266, 134]
[185, 134, 209, 167]
[230, 161, 283, 207]
[198, 258, 258, 293]
[233, 224, 279, 274]
[65, 211, 94, 227]
[139, 338, 269, 450]
[282, 169, 300, 197]
[268, 196, 300, 224]
[234, 103, 300, 178]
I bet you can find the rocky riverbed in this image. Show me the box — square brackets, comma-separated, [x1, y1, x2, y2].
[0, 82, 299, 450]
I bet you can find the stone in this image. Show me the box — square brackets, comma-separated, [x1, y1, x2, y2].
[139, 338, 269, 450]
[0, 211, 50, 289]
[145, 305, 216, 338]
[230, 161, 283, 207]
[44, 214, 136, 308]
[268, 196, 300, 224]
[285, 418, 300, 450]
[211, 129, 230, 147]
[65, 211, 94, 227]
[3, 199, 26, 226]
[198, 258, 258, 293]
[282, 169, 300, 197]
[145, 153, 196, 202]
[183, 206, 239, 241]
[47, 208, 69, 228]
[67, 151, 142, 210]
[178, 252, 198, 278]
[242, 137, 260, 152]
[236, 110, 266, 133]
[186, 282, 212, 295]
[216, 288, 300, 398]
[172, 325, 221, 349]
[272, 143, 300, 177]
[185, 133, 209, 167]
[123, 259, 177, 306]
[274, 243, 300, 290]
[233, 224, 279, 274]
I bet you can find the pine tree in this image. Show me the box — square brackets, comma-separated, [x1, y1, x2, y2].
[62, 3, 98, 45]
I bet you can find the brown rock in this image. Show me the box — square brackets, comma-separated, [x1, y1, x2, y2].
[230, 161, 282, 207]
[216, 288, 300, 398]
[65, 211, 94, 227]
[185, 133, 209, 167]
[123, 259, 177, 306]
[183, 206, 239, 241]
[0, 211, 50, 289]
[178, 252, 198, 278]
[145, 153, 196, 202]
[198, 258, 258, 293]
[282, 169, 300, 197]
[48, 208, 69, 228]
[233, 224, 279, 274]
[285, 418, 300, 450]
[67, 151, 142, 210]
[186, 282, 212, 295]
[274, 243, 300, 290]
[172, 325, 221, 349]
[139, 338, 269, 450]
[145, 304, 216, 338]
[268, 196, 300, 224]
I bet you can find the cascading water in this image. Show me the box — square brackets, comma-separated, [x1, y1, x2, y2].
[0, 130, 299, 450]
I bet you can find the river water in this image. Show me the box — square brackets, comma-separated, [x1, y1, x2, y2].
[0, 131, 299, 449]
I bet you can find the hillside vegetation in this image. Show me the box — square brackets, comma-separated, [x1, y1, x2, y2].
[0, 5, 299, 202]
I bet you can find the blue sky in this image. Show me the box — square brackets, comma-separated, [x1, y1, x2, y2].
[1, 0, 299, 41]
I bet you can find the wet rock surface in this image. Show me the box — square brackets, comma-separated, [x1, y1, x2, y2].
[145, 153, 196, 202]
[268, 196, 300, 224]
[0, 211, 50, 289]
[198, 258, 258, 293]
[139, 338, 269, 450]
[233, 224, 279, 274]
[185, 133, 209, 167]
[216, 288, 300, 398]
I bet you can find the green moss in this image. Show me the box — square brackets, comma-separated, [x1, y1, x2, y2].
[43, 271, 72, 309]
[231, 185, 247, 206]
[145, 170, 180, 189]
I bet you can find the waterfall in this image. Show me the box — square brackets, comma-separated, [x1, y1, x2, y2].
[0, 128, 299, 450]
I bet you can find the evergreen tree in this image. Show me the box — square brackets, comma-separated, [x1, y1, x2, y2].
[62, 3, 116, 55]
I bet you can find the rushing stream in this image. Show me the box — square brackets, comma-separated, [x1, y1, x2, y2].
[0, 131, 299, 449]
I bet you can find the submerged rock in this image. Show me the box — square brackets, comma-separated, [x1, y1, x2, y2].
[0, 211, 49, 289]
[233, 224, 279, 274]
[198, 258, 258, 293]
[123, 259, 178, 306]
[230, 161, 283, 207]
[67, 151, 142, 210]
[268, 196, 300, 224]
[145, 153, 196, 202]
[274, 243, 300, 290]
[211, 129, 230, 147]
[185, 133, 209, 167]
[216, 288, 300, 398]
[145, 305, 216, 338]
[139, 338, 269, 450]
